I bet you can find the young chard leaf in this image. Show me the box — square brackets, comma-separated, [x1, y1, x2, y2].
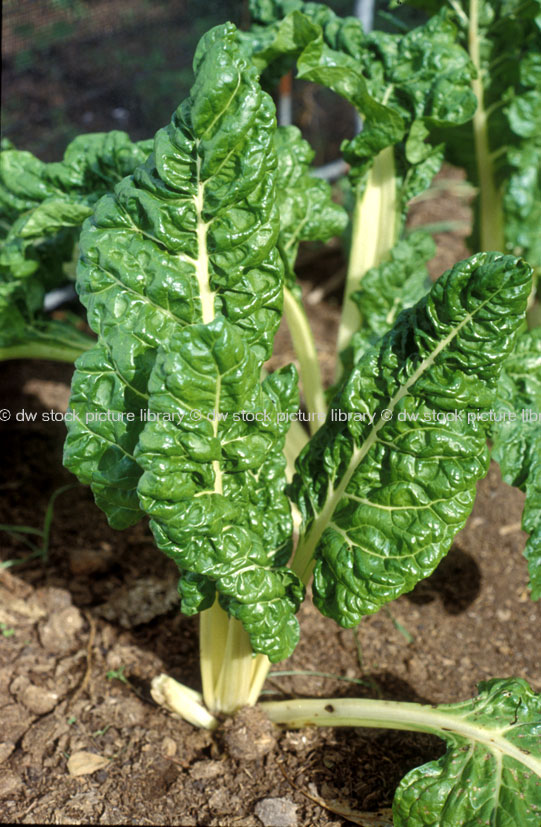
[292, 253, 532, 622]
[492, 329, 541, 599]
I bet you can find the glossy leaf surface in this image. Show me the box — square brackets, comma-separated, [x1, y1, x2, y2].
[293, 253, 532, 623]
[136, 318, 303, 661]
[65, 23, 284, 528]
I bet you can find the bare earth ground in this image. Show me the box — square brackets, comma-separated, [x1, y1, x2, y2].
[1, 217, 540, 823]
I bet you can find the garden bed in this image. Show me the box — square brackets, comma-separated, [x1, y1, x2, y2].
[0, 296, 537, 824]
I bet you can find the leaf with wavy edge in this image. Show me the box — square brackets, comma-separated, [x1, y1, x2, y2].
[136, 317, 303, 661]
[65, 23, 285, 528]
[492, 329, 541, 599]
[292, 253, 532, 624]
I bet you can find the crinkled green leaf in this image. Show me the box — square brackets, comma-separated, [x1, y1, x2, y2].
[292, 253, 532, 625]
[340, 231, 434, 374]
[274, 125, 347, 280]
[0, 132, 152, 361]
[394, 677, 541, 827]
[135, 318, 303, 661]
[245, 1, 475, 222]
[0, 132, 152, 225]
[492, 329, 541, 599]
[65, 23, 284, 530]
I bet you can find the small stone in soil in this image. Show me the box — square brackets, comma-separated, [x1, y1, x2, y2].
[222, 706, 277, 762]
[21, 684, 60, 715]
[38, 606, 84, 654]
[254, 797, 298, 827]
[67, 751, 110, 777]
[0, 770, 24, 799]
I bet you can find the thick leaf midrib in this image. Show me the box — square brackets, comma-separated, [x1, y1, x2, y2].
[193, 153, 214, 326]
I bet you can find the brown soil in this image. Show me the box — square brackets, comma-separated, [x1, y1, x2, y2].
[1, 268, 539, 824]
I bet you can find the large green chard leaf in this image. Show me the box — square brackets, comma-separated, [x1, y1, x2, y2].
[291, 253, 532, 623]
[393, 677, 541, 826]
[492, 329, 541, 599]
[136, 319, 303, 661]
[64, 24, 305, 657]
[65, 23, 285, 525]
[340, 230, 434, 374]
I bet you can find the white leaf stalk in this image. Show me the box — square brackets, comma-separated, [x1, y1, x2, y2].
[468, 0, 504, 252]
[283, 286, 327, 434]
[260, 696, 541, 777]
[336, 145, 398, 377]
[200, 600, 271, 715]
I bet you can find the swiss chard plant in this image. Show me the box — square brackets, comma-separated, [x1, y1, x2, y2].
[15, 3, 535, 825]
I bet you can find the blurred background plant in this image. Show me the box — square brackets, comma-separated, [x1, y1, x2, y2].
[2, 0, 425, 162]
